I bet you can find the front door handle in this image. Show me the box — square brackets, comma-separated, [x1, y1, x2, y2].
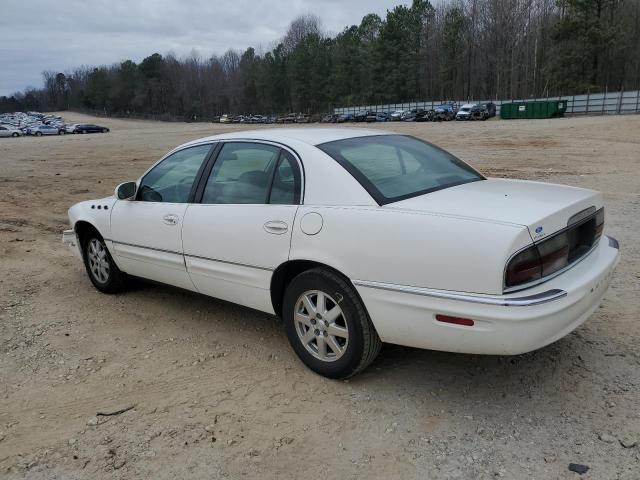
[264, 220, 288, 235]
[163, 214, 179, 226]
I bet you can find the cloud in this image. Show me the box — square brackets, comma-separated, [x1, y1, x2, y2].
[0, 0, 408, 96]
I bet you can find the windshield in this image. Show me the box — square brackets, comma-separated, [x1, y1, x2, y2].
[318, 135, 484, 205]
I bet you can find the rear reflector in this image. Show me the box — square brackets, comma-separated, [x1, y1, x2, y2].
[435, 314, 475, 327]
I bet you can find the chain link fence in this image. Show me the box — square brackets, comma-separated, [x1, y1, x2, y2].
[334, 89, 640, 117]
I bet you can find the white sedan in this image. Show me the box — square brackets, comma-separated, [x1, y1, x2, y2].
[63, 128, 620, 378]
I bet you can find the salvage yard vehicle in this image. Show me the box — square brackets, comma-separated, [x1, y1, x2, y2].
[63, 128, 620, 379]
[0, 125, 22, 137]
[455, 103, 478, 120]
[434, 103, 457, 121]
[73, 124, 109, 134]
[29, 125, 61, 136]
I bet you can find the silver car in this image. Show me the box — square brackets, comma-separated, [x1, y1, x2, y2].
[0, 125, 22, 137]
[30, 125, 61, 136]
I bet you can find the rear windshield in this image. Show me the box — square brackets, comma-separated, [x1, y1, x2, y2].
[318, 135, 484, 205]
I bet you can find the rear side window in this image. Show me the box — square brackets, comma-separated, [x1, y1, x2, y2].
[318, 135, 483, 205]
[202, 143, 280, 204]
[201, 143, 302, 205]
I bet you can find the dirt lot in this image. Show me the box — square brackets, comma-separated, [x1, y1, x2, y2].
[1, 113, 639, 479]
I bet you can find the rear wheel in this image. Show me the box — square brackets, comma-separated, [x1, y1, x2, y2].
[35, 131, 42, 136]
[12, 132, 18, 137]
[82, 234, 128, 293]
[283, 268, 381, 379]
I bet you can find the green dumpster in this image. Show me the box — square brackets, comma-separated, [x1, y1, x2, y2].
[500, 100, 567, 119]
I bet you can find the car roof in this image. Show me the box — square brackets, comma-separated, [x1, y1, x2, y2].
[182, 127, 396, 148]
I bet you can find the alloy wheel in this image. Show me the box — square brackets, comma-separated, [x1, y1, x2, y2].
[294, 290, 349, 362]
[87, 239, 110, 284]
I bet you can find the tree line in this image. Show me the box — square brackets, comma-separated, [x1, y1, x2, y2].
[1, 0, 639, 118]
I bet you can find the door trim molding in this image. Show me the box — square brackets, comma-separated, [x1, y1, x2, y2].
[110, 240, 274, 272]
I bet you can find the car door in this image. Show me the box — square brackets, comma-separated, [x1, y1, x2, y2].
[182, 142, 302, 313]
[110, 143, 213, 290]
[0, 126, 8, 137]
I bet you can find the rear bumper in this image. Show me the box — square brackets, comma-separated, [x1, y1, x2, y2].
[62, 229, 82, 259]
[354, 236, 620, 355]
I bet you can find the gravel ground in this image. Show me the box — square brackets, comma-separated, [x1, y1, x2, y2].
[1, 113, 639, 479]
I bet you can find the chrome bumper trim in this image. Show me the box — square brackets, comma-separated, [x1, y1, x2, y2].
[352, 280, 567, 307]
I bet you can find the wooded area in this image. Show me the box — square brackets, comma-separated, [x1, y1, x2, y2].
[1, 0, 639, 118]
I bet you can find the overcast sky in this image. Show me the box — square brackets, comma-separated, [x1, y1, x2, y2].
[0, 0, 410, 96]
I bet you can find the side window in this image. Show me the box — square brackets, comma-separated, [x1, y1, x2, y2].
[269, 151, 301, 205]
[138, 144, 211, 203]
[202, 143, 280, 204]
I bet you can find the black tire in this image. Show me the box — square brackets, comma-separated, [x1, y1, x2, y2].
[59, 130, 65, 135]
[283, 268, 381, 379]
[102, 129, 108, 133]
[12, 132, 18, 137]
[35, 131, 42, 136]
[81, 233, 128, 294]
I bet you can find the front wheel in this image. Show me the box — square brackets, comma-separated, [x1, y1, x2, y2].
[12, 132, 19, 137]
[35, 131, 42, 136]
[82, 235, 128, 293]
[283, 268, 381, 379]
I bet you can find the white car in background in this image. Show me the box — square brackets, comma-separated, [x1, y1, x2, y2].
[0, 125, 22, 137]
[455, 103, 477, 120]
[63, 128, 620, 378]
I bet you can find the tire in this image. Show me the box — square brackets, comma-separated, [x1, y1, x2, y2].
[81, 233, 128, 294]
[59, 130, 65, 135]
[283, 268, 381, 379]
[35, 131, 42, 136]
[12, 132, 18, 137]
[102, 129, 108, 133]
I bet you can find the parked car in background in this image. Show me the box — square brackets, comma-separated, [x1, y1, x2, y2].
[389, 110, 406, 121]
[296, 114, 311, 124]
[63, 128, 619, 379]
[480, 102, 497, 119]
[321, 114, 339, 123]
[64, 124, 78, 133]
[401, 109, 419, 121]
[0, 125, 22, 137]
[354, 111, 369, 122]
[337, 113, 354, 123]
[415, 109, 434, 122]
[365, 111, 388, 122]
[219, 115, 232, 124]
[434, 103, 458, 121]
[456, 103, 479, 121]
[30, 125, 61, 136]
[73, 124, 109, 134]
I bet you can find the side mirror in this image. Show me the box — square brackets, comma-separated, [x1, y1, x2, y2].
[115, 181, 137, 200]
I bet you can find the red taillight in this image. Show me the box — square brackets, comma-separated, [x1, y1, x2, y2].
[505, 245, 542, 288]
[435, 314, 475, 326]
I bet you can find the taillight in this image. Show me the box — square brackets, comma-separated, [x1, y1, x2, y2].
[505, 245, 541, 288]
[538, 233, 569, 276]
[594, 208, 605, 240]
[505, 207, 604, 290]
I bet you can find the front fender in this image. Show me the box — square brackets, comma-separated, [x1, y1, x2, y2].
[67, 196, 117, 239]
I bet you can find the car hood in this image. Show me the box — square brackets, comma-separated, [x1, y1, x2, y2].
[387, 178, 603, 240]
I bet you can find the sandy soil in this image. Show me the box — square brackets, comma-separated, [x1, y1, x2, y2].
[1, 113, 639, 479]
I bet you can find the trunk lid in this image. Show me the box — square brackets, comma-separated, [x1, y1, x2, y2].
[388, 178, 603, 240]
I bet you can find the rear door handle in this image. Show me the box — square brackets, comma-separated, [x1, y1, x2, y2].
[264, 220, 288, 235]
[163, 214, 179, 226]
